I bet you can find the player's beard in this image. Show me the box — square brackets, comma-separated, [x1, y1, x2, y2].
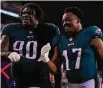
[63, 25, 73, 37]
[63, 28, 79, 38]
[64, 26, 72, 32]
[22, 19, 37, 30]
[63, 23, 73, 32]
[22, 17, 31, 26]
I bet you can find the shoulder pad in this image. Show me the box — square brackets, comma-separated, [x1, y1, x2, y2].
[44, 23, 58, 28]
[41, 23, 60, 34]
[87, 26, 102, 33]
[2, 23, 20, 28]
[86, 25, 103, 39]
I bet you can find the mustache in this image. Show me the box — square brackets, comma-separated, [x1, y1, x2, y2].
[63, 23, 73, 32]
[20, 15, 31, 20]
[63, 23, 71, 27]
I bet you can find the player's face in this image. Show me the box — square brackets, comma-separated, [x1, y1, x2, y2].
[62, 12, 79, 34]
[21, 7, 38, 27]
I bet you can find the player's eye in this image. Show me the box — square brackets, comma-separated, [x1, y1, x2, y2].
[22, 11, 32, 15]
[27, 11, 32, 15]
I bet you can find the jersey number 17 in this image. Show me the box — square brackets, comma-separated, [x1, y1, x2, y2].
[63, 48, 82, 70]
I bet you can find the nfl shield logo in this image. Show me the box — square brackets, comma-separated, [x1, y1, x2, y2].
[69, 37, 73, 41]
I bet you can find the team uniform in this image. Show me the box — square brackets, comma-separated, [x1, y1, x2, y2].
[1, 23, 59, 88]
[52, 26, 103, 88]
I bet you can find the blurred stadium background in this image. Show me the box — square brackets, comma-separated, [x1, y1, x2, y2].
[1, 1, 103, 88]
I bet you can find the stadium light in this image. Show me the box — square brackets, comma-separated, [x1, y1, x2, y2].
[0, 9, 19, 18]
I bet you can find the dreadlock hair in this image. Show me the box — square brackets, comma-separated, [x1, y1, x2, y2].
[20, 3, 44, 23]
[64, 7, 84, 21]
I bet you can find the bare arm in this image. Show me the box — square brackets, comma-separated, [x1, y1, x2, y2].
[49, 46, 62, 84]
[47, 46, 60, 73]
[0, 35, 10, 56]
[38, 44, 62, 73]
[52, 46, 62, 70]
[91, 37, 103, 60]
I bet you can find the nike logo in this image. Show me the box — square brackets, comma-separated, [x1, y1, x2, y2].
[68, 43, 74, 47]
[27, 36, 34, 38]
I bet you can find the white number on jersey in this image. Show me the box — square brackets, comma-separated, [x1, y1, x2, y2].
[13, 41, 37, 59]
[63, 48, 82, 70]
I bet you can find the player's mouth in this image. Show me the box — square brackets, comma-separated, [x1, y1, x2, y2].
[22, 19, 30, 24]
[64, 26, 71, 32]
[64, 24, 72, 32]
[23, 18, 30, 22]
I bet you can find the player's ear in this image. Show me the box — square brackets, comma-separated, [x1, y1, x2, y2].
[76, 17, 80, 23]
[77, 19, 80, 23]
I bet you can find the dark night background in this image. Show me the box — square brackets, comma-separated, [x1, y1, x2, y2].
[1, 1, 103, 88]
[1, 1, 103, 30]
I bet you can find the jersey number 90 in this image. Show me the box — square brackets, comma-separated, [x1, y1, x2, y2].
[13, 41, 37, 59]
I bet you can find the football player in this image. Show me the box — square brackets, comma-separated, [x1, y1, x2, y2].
[1, 3, 60, 88]
[39, 7, 103, 88]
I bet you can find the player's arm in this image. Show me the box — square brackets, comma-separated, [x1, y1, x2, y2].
[52, 47, 62, 70]
[1, 35, 10, 56]
[49, 46, 62, 73]
[91, 37, 103, 60]
[38, 43, 60, 73]
[47, 46, 59, 73]
[0, 35, 20, 62]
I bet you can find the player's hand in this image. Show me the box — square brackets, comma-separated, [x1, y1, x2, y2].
[38, 43, 51, 62]
[41, 43, 51, 55]
[49, 73, 55, 84]
[61, 72, 68, 86]
[7, 52, 20, 62]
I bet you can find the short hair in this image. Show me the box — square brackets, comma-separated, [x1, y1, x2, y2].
[64, 7, 84, 21]
[20, 3, 44, 23]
